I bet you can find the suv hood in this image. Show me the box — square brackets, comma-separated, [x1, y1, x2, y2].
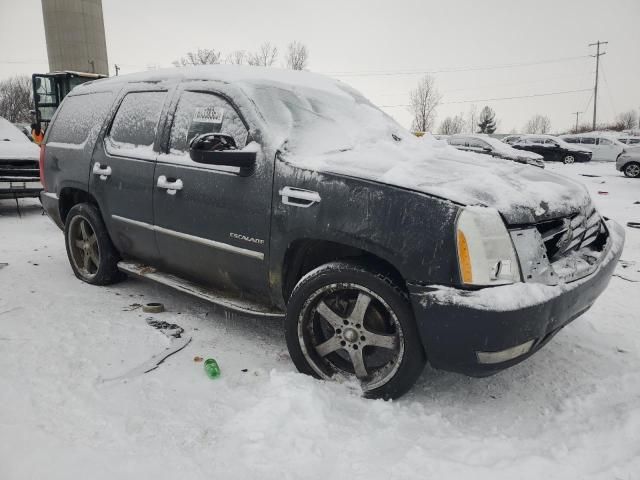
[285, 135, 591, 225]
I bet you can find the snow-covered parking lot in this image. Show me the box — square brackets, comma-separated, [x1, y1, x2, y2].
[1, 161, 639, 479]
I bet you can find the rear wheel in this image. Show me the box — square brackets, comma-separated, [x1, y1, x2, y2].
[623, 162, 640, 178]
[285, 261, 426, 399]
[563, 155, 575, 164]
[64, 203, 121, 285]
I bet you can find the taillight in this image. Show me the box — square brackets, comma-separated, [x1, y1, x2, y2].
[39, 144, 46, 190]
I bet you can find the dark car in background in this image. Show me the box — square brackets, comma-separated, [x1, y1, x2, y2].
[0, 117, 42, 199]
[447, 134, 545, 168]
[39, 66, 624, 399]
[512, 135, 592, 164]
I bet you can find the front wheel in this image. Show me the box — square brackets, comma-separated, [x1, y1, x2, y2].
[623, 162, 640, 178]
[64, 203, 122, 285]
[563, 155, 575, 164]
[285, 261, 426, 399]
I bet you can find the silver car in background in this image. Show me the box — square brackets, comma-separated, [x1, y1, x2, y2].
[448, 134, 545, 168]
[616, 149, 640, 178]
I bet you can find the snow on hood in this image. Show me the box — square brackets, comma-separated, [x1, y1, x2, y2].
[0, 117, 39, 161]
[284, 135, 590, 225]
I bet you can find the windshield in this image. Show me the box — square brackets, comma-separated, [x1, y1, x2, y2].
[250, 83, 407, 156]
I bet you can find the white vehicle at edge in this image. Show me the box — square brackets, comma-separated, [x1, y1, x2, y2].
[559, 132, 635, 162]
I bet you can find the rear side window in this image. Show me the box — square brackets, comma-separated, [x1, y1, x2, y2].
[47, 93, 113, 144]
[563, 137, 578, 143]
[108, 91, 167, 148]
[598, 138, 613, 145]
[581, 137, 596, 145]
[447, 137, 465, 146]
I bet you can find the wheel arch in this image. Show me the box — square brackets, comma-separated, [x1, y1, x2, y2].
[58, 187, 100, 224]
[280, 238, 407, 303]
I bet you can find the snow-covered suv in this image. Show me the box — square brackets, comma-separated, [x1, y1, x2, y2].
[40, 66, 624, 399]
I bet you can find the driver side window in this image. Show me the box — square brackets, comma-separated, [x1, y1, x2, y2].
[169, 92, 249, 154]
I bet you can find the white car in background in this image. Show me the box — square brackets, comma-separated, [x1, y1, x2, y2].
[0, 117, 42, 199]
[559, 133, 631, 162]
[447, 134, 545, 168]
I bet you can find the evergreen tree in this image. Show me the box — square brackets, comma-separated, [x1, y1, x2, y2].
[477, 106, 497, 134]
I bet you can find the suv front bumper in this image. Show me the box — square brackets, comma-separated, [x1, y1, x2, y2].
[408, 219, 625, 376]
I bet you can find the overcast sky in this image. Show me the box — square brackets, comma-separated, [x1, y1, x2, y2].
[1, 0, 639, 133]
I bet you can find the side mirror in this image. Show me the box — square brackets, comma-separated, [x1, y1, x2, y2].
[189, 133, 256, 176]
[482, 146, 492, 153]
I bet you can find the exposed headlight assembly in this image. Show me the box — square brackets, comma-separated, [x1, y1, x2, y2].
[456, 207, 521, 286]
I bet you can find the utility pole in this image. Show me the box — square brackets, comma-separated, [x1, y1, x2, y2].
[114, 64, 120, 76]
[572, 111, 581, 133]
[589, 40, 608, 130]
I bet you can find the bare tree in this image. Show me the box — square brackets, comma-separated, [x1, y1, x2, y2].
[285, 41, 309, 70]
[408, 75, 441, 133]
[225, 50, 247, 65]
[0, 76, 32, 123]
[438, 114, 465, 135]
[524, 114, 552, 134]
[248, 42, 278, 67]
[615, 110, 638, 130]
[173, 48, 222, 67]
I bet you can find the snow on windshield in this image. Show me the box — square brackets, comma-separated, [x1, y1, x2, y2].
[249, 81, 405, 156]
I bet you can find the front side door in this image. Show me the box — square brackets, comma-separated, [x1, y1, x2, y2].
[90, 89, 169, 265]
[153, 89, 273, 302]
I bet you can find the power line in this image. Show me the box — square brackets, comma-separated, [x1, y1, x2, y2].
[326, 55, 591, 77]
[377, 88, 592, 108]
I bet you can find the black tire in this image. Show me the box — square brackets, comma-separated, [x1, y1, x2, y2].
[64, 203, 121, 285]
[563, 155, 575, 164]
[285, 261, 426, 399]
[623, 162, 640, 178]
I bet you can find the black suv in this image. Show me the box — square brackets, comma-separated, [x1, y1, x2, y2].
[40, 66, 624, 398]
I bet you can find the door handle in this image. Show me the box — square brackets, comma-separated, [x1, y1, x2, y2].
[92, 162, 112, 180]
[157, 175, 183, 195]
[279, 186, 321, 208]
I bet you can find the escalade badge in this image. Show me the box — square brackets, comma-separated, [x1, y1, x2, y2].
[230, 232, 265, 245]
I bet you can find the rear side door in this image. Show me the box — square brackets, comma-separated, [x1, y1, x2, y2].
[90, 89, 170, 265]
[152, 89, 272, 302]
[597, 137, 622, 161]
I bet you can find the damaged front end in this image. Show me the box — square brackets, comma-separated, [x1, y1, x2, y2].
[407, 198, 625, 377]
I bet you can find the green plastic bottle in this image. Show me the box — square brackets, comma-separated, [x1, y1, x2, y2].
[204, 358, 221, 379]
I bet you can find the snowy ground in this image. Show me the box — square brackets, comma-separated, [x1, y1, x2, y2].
[1, 162, 639, 479]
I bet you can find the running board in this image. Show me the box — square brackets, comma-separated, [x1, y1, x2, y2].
[117, 261, 284, 318]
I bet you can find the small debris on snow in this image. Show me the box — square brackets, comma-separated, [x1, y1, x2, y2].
[580, 174, 601, 178]
[627, 222, 640, 229]
[146, 318, 184, 339]
[122, 303, 142, 311]
[598, 191, 609, 195]
[0, 262, 8, 269]
[193, 356, 203, 363]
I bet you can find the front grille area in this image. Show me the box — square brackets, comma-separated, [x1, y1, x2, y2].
[0, 159, 40, 182]
[536, 204, 608, 263]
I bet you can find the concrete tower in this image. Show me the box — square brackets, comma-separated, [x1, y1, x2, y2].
[41, 0, 109, 75]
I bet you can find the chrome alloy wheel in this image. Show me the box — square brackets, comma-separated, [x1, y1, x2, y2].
[563, 155, 575, 164]
[624, 163, 640, 178]
[67, 215, 100, 280]
[297, 283, 405, 391]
